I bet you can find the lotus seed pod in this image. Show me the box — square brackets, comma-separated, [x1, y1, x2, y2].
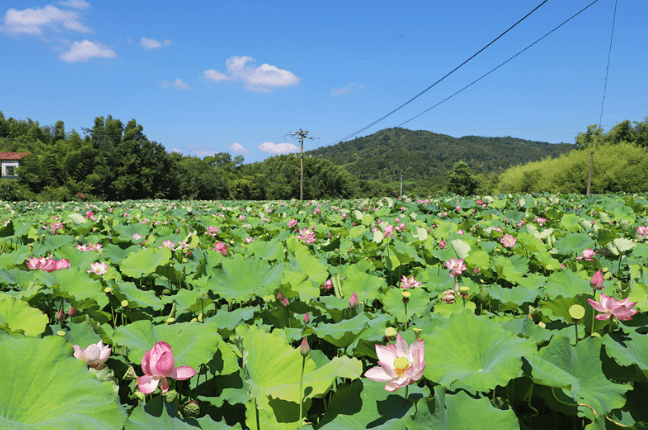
[538, 322, 546, 329]
[57, 330, 66, 336]
[199, 293, 209, 302]
[190, 318, 197, 323]
[183, 400, 200, 417]
[384, 327, 397, 339]
[163, 389, 178, 403]
[166, 317, 175, 324]
[162, 289, 171, 295]
[197, 313, 204, 323]
[569, 304, 586, 321]
[121, 300, 129, 308]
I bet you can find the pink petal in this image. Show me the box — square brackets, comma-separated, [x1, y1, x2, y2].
[376, 361, 397, 378]
[152, 351, 175, 377]
[595, 314, 611, 321]
[395, 334, 410, 357]
[73, 345, 82, 358]
[169, 365, 196, 380]
[137, 375, 159, 394]
[365, 366, 393, 382]
[385, 381, 405, 392]
[587, 298, 606, 313]
[159, 377, 170, 394]
[375, 344, 397, 365]
[141, 350, 152, 376]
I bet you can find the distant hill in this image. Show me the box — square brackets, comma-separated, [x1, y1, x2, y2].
[306, 127, 575, 187]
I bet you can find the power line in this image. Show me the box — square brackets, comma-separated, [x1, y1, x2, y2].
[327, 0, 550, 146]
[598, 0, 618, 129]
[398, 0, 602, 128]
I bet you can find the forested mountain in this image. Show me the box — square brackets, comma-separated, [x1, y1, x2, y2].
[307, 127, 574, 186]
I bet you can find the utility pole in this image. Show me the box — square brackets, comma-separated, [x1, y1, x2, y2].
[289, 129, 314, 201]
[586, 150, 594, 196]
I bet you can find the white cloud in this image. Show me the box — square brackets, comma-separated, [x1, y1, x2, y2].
[230, 142, 250, 155]
[58, 0, 90, 9]
[188, 145, 214, 158]
[258, 142, 300, 154]
[204, 56, 300, 92]
[332, 82, 365, 96]
[173, 79, 190, 90]
[170, 147, 182, 154]
[1, 5, 90, 35]
[59, 39, 116, 62]
[159, 79, 190, 90]
[139, 37, 172, 49]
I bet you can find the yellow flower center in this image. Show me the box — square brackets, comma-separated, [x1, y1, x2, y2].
[393, 356, 411, 377]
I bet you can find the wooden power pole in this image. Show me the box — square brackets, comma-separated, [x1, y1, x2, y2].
[586, 150, 594, 196]
[289, 129, 314, 201]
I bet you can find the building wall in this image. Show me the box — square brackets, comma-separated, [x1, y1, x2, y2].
[1, 161, 20, 179]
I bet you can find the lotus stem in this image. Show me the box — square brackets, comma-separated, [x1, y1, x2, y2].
[405, 385, 409, 401]
[299, 355, 306, 426]
[255, 398, 261, 430]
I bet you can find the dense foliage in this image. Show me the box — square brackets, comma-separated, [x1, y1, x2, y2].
[494, 118, 648, 194]
[1, 194, 648, 429]
[308, 127, 574, 189]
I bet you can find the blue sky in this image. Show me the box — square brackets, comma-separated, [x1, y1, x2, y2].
[1, 0, 646, 163]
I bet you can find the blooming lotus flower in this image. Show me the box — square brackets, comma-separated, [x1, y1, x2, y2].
[88, 262, 108, 275]
[637, 226, 648, 239]
[26, 256, 47, 270]
[537, 217, 547, 226]
[576, 249, 595, 262]
[213, 241, 228, 256]
[74, 340, 111, 369]
[288, 219, 298, 228]
[364, 333, 425, 392]
[590, 269, 604, 290]
[383, 224, 395, 238]
[587, 293, 638, 321]
[138, 341, 196, 394]
[297, 229, 316, 244]
[400, 275, 421, 289]
[500, 234, 516, 248]
[445, 258, 466, 277]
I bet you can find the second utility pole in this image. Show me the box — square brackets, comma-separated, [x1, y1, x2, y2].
[290, 129, 313, 201]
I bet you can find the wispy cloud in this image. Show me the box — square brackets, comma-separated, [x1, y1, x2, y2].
[230, 142, 250, 155]
[187, 145, 214, 158]
[204, 56, 300, 92]
[159, 79, 190, 90]
[332, 82, 365, 96]
[59, 39, 116, 62]
[139, 37, 172, 49]
[1, 4, 91, 35]
[58, 0, 90, 9]
[257, 142, 300, 154]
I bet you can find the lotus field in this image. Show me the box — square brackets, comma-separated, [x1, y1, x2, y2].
[2, 194, 648, 430]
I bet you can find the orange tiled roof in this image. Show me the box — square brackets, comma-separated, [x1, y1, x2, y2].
[0, 152, 31, 160]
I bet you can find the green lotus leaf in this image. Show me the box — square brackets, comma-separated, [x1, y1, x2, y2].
[411, 226, 428, 241]
[408, 386, 520, 430]
[101, 244, 137, 266]
[0, 296, 48, 336]
[312, 313, 370, 349]
[289, 248, 328, 285]
[543, 269, 591, 299]
[49, 320, 102, 348]
[603, 330, 648, 371]
[553, 233, 595, 256]
[206, 306, 258, 331]
[381, 287, 429, 322]
[498, 315, 553, 344]
[245, 239, 284, 261]
[613, 238, 637, 253]
[282, 271, 320, 300]
[205, 255, 284, 302]
[525, 336, 631, 420]
[492, 254, 528, 284]
[53, 246, 100, 271]
[68, 213, 86, 225]
[112, 320, 221, 369]
[243, 325, 362, 405]
[0, 335, 127, 429]
[314, 379, 421, 430]
[393, 240, 425, 264]
[423, 265, 454, 294]
[120, 247, 172, 278]
[465, 249, 490, 272]
[450, 239, 471, 260]
[125, 396, 237, 430]
[115, 282, 165, 311]
[338, 268, 386, 303]
[37, 267, 102, 303]
[422, 310, 536, 394]
[488, 283, 542, 307]
[559, 213, 583, 232]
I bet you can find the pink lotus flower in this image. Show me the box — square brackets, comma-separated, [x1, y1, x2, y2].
[245, 237, 253, 243]
[400, 275, 421, 289]
[213, 241, 228, 256]
[576, 249, 595, 262]
[297, 229, 316, 244]
[500, 234, 516, 248]
[73, 340, 111, 369]
[364, 333, 425, 392]
[438, 239, 446, 249]
[587, 293, 638, 321]
[537, 217, 547, 226]
[445, 258, 466, 277]
[314, 208, 322, 215]
[88, 262, 108, 275]
[637, 226, 648, 239]
[349, 292, 358, 308]
[137, 341, 196, 394]
[383, 224, 395, 238]
[288, 219, 298, 228]
[590, 269, 604, 290]
[322, 279, 333, 290]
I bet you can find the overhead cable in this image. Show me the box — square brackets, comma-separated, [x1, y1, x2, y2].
[398, 0, 602, 128]
[598, 0, 618, 129]
[327, 0, 549, 145]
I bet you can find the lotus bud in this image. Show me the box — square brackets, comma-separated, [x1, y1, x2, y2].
[57, 309, 65, 321]
[474, 266, 479, 274]
[590, 269, 604, 290]
[303, 313, 310, 323]
[68, 306, 77, 317]
[349, 292, 359, 308]
[300, 337, 310, 357]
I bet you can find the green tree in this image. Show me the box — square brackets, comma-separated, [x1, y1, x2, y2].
[446, 161, 480, 196]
